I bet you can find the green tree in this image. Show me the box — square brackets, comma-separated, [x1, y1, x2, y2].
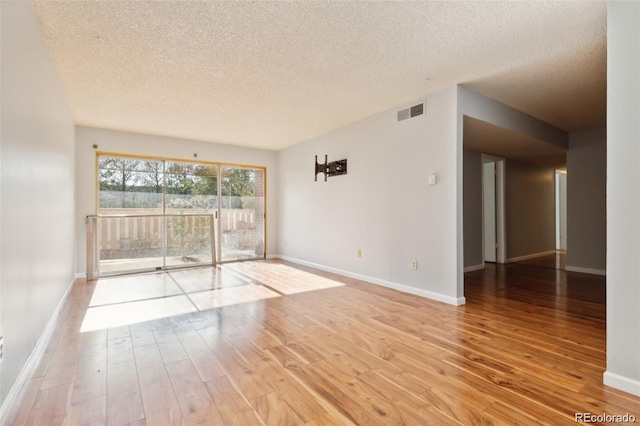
[139, 160, 164, 194]
[222, 168, 255, 208]
[193, 165, 218, 198]
[98, 157, 144, 208]
[165, 162, 198, 195]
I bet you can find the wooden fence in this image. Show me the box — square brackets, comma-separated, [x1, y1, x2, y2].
[97, 208, 256, 251]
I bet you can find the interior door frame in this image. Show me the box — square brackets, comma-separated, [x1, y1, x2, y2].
[482, 154, 506, 264]
[555, 169, 567, 251]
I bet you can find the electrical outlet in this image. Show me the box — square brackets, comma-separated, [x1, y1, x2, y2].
[411, 260, 418, 270]
[357, 249, 362, 257]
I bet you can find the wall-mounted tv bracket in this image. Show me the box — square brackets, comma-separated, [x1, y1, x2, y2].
[315, 155, 348, 181]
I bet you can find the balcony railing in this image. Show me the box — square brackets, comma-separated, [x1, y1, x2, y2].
[86, 214, 216, 279]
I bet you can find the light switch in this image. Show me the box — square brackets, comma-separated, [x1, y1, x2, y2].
[428, 174, 437, 185]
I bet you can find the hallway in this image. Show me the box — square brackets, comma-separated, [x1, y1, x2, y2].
[466, 252, 604, 320]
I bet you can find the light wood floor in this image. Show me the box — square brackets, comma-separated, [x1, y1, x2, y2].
[6, 257, 640, 425]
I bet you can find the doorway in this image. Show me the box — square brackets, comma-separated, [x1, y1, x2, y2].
[482, 155, 506, 264]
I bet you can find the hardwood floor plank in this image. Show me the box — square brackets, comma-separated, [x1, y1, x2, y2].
[149, 318, 189, 364]
[283, 341, 324, 364]
[165, 359, 225, 425]
[266, 344, 309, 369]
[40, 327, 83, 389]
[129, 322, 157, 348]
[66, 394, 107, 426]
[482, 400, 575, 426]
[238, 342, 327, 422]
[301, 338, 372, 378]
[357, 369, 465, 425]
[25, 383, 72, 426]
[250, 392, 305, 426]
[419, 387, 498, 425]
[203, 375, 262, 426]
[289, 362, 381, 425]
[134, 343, 185, 426]
[71, 330, 107, 404]
[374, 366, 432, 397]
[304, 359, 427, 425]
[174, 327, 226, 381]
[105, 387, 143, 425]
[123, 419, 147, 426]
[106, 336, 144, 426]
[304, 411, 356, 426]
[211, 345, 275, 401]
[200, 308, 247, 340]
[107, 325, 131, 342]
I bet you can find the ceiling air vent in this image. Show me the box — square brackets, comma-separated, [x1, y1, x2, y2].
[397, 103, 424, 122]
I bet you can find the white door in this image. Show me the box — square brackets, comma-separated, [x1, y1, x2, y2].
[483, 161, 497, 262]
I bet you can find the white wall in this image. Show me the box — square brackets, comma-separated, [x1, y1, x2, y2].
[566, 127, 606, 274]
[504, 159, 556, 260]
[457, 86, 568, 150]
[463, 149, 483, 269]
[1, 1, 76, 410]
[75, 126, 279, 274]
[605, 1, 640, 396]
[278, 87, 462, 305]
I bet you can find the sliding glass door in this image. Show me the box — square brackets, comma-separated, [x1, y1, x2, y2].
[220, 166, 265, 262]
[94, 155, 265, 276]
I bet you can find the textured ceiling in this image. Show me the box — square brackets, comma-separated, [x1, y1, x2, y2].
[32, 1, 606, 151]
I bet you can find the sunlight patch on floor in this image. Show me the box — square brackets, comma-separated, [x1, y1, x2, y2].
[80, 295, 197, 332]
[262, 273, 344, 295]
[227, 261, 346, 295]
[169, 267, 247, 292]
[89, 273, 182, 307]
[80, 261, 344, 332]
[189, 284, 280, 310]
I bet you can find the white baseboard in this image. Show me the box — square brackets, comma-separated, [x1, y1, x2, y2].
[0, 277, 76, 424]
[604, 371, 640, 397]
[506, 250, 557, 263]
[565, 266, 606, 276]
[75, 272, 86, 279]
[464, 264, 484, 273]
[273, 254, 465, 306]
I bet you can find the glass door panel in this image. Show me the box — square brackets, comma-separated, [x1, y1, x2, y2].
[96, 215, 165, 275]
[164, 214, 215, 268]
[98, 156, 165, 273]
[164, 162, 218, 266]
[220, 166, 265, 262]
